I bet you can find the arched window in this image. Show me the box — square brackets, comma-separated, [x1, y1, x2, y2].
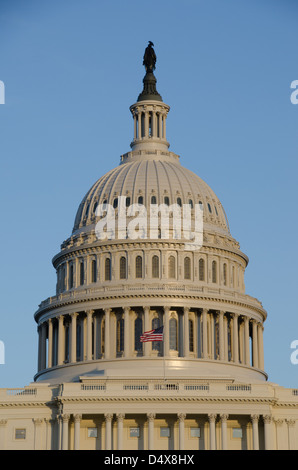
[152, 255, 159, 278]
[152, 317, 161, 352]
[199, 258, 205, 281]
[184, 257, 191, 280]
[117, 318, 124, 353]
[138, 196, 143, 205]
[134, 317, 143, 352]
[223, 263, 227, 286]
[177, 197, 182, 207]
[91, 259, 97, 283]
[168, 256, 175, 279]
[105, 258, 111, 281]
[151, 195, 157, 204]
[120, 256, 127, 280]
[212, 260, 217, 283]
[208, 203, 212, 213]
[189, 199, 193, 209]
[164, 196, 170, 206]
[189, 319, 194, 352]
[231, 265, 235, 287]
[169, 318, 178, 350]
[80, 261, 84, 286]
[125, 196, 131, 207]
[113, 198, 118, 209]
[135, 256, 142, 279]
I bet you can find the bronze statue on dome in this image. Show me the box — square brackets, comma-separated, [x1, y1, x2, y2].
[143, 41, 156, 73]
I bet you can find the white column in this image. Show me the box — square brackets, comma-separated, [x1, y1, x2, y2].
[48, 319, 53, 368]
[263, 415, 273, 450]
[117, 413, 125, 450]
[258, 323, 264, 370]
[164, 307, 170, 356]
[124, 307, 130, 358]
[105, 413, 113, 450]
[58, 315, 65, 365]
[0, 420, 7, 450]
[74, 414, 81, 450]
[178, 413, 186, 450]
[202, 309, 208, 358]
[183, 308, 189, 358]
[208, 414, 216, 450]
[104, 308, 111, 359]
[144, 306, 150, 357]
[220, 414, 228, 450]
[233, 313, 239, 363]
[40, 322, 47, 370]
[158, 113, 162, 138]
[33, 418, 43, 450]
[70, 313, 78, 363]
[86, 310, 94, 361]
[252, 320, 258, 368]
[218, 311, 225, 360]
[147, 413, 155, 450]
[244, 316, 250, 366]
[62, 414, 70, 450]
[287, 419, 296, 450]
[251, 415, 259, 450]
[138, 111, 142, 139]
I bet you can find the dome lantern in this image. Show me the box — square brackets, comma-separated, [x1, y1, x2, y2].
[130, 42, 170, 152]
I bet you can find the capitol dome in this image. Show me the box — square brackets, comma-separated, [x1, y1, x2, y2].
[34, 42, 266, 387]
[72, 155, 231, 238]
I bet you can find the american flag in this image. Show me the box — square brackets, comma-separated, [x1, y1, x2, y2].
[140, 326, 164, 342]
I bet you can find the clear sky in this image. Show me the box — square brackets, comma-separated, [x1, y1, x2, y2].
[0, 0, 297, 389]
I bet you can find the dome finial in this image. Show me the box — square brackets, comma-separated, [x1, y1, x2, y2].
[137, 41, 162, 102]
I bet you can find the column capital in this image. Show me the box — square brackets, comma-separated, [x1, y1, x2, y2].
[274, 419, 284, 426]
[0, 420, 7, 426]
[70, 312, 79, 318]
[183, 307, 189, 314]
[143, 305, 150, 312]
[208, 413, 217, 422]
[286, 419, 296, 427]
[220, 414, 229, 422]
[251, 414, 259, 423]
[104, 308, 111, 315]
[62, 414, 70, 422]
[178, 413, 186, 422]
[164, 306, 170, 314]
[105, 413, 113, 422]
[74, 414, 82, 422]
[33, 418, 44, 425]
[86, 309, 94, 316]
[147, 413, 156, 422]
[263, 415, 272, 424]
[116, 413, 125, 422]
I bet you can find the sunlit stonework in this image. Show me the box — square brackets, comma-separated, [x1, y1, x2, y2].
[1, 43, 298, 450]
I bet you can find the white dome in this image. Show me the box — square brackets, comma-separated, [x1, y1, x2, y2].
[73, 152, 230, 237]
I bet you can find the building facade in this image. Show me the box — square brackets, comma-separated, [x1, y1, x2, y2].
[1, 43, 298, 450]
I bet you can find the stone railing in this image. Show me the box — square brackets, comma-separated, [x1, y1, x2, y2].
[36, 283, 265, 316]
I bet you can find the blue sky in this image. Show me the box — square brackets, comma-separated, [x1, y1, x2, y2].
[0, 0, 297, 388]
